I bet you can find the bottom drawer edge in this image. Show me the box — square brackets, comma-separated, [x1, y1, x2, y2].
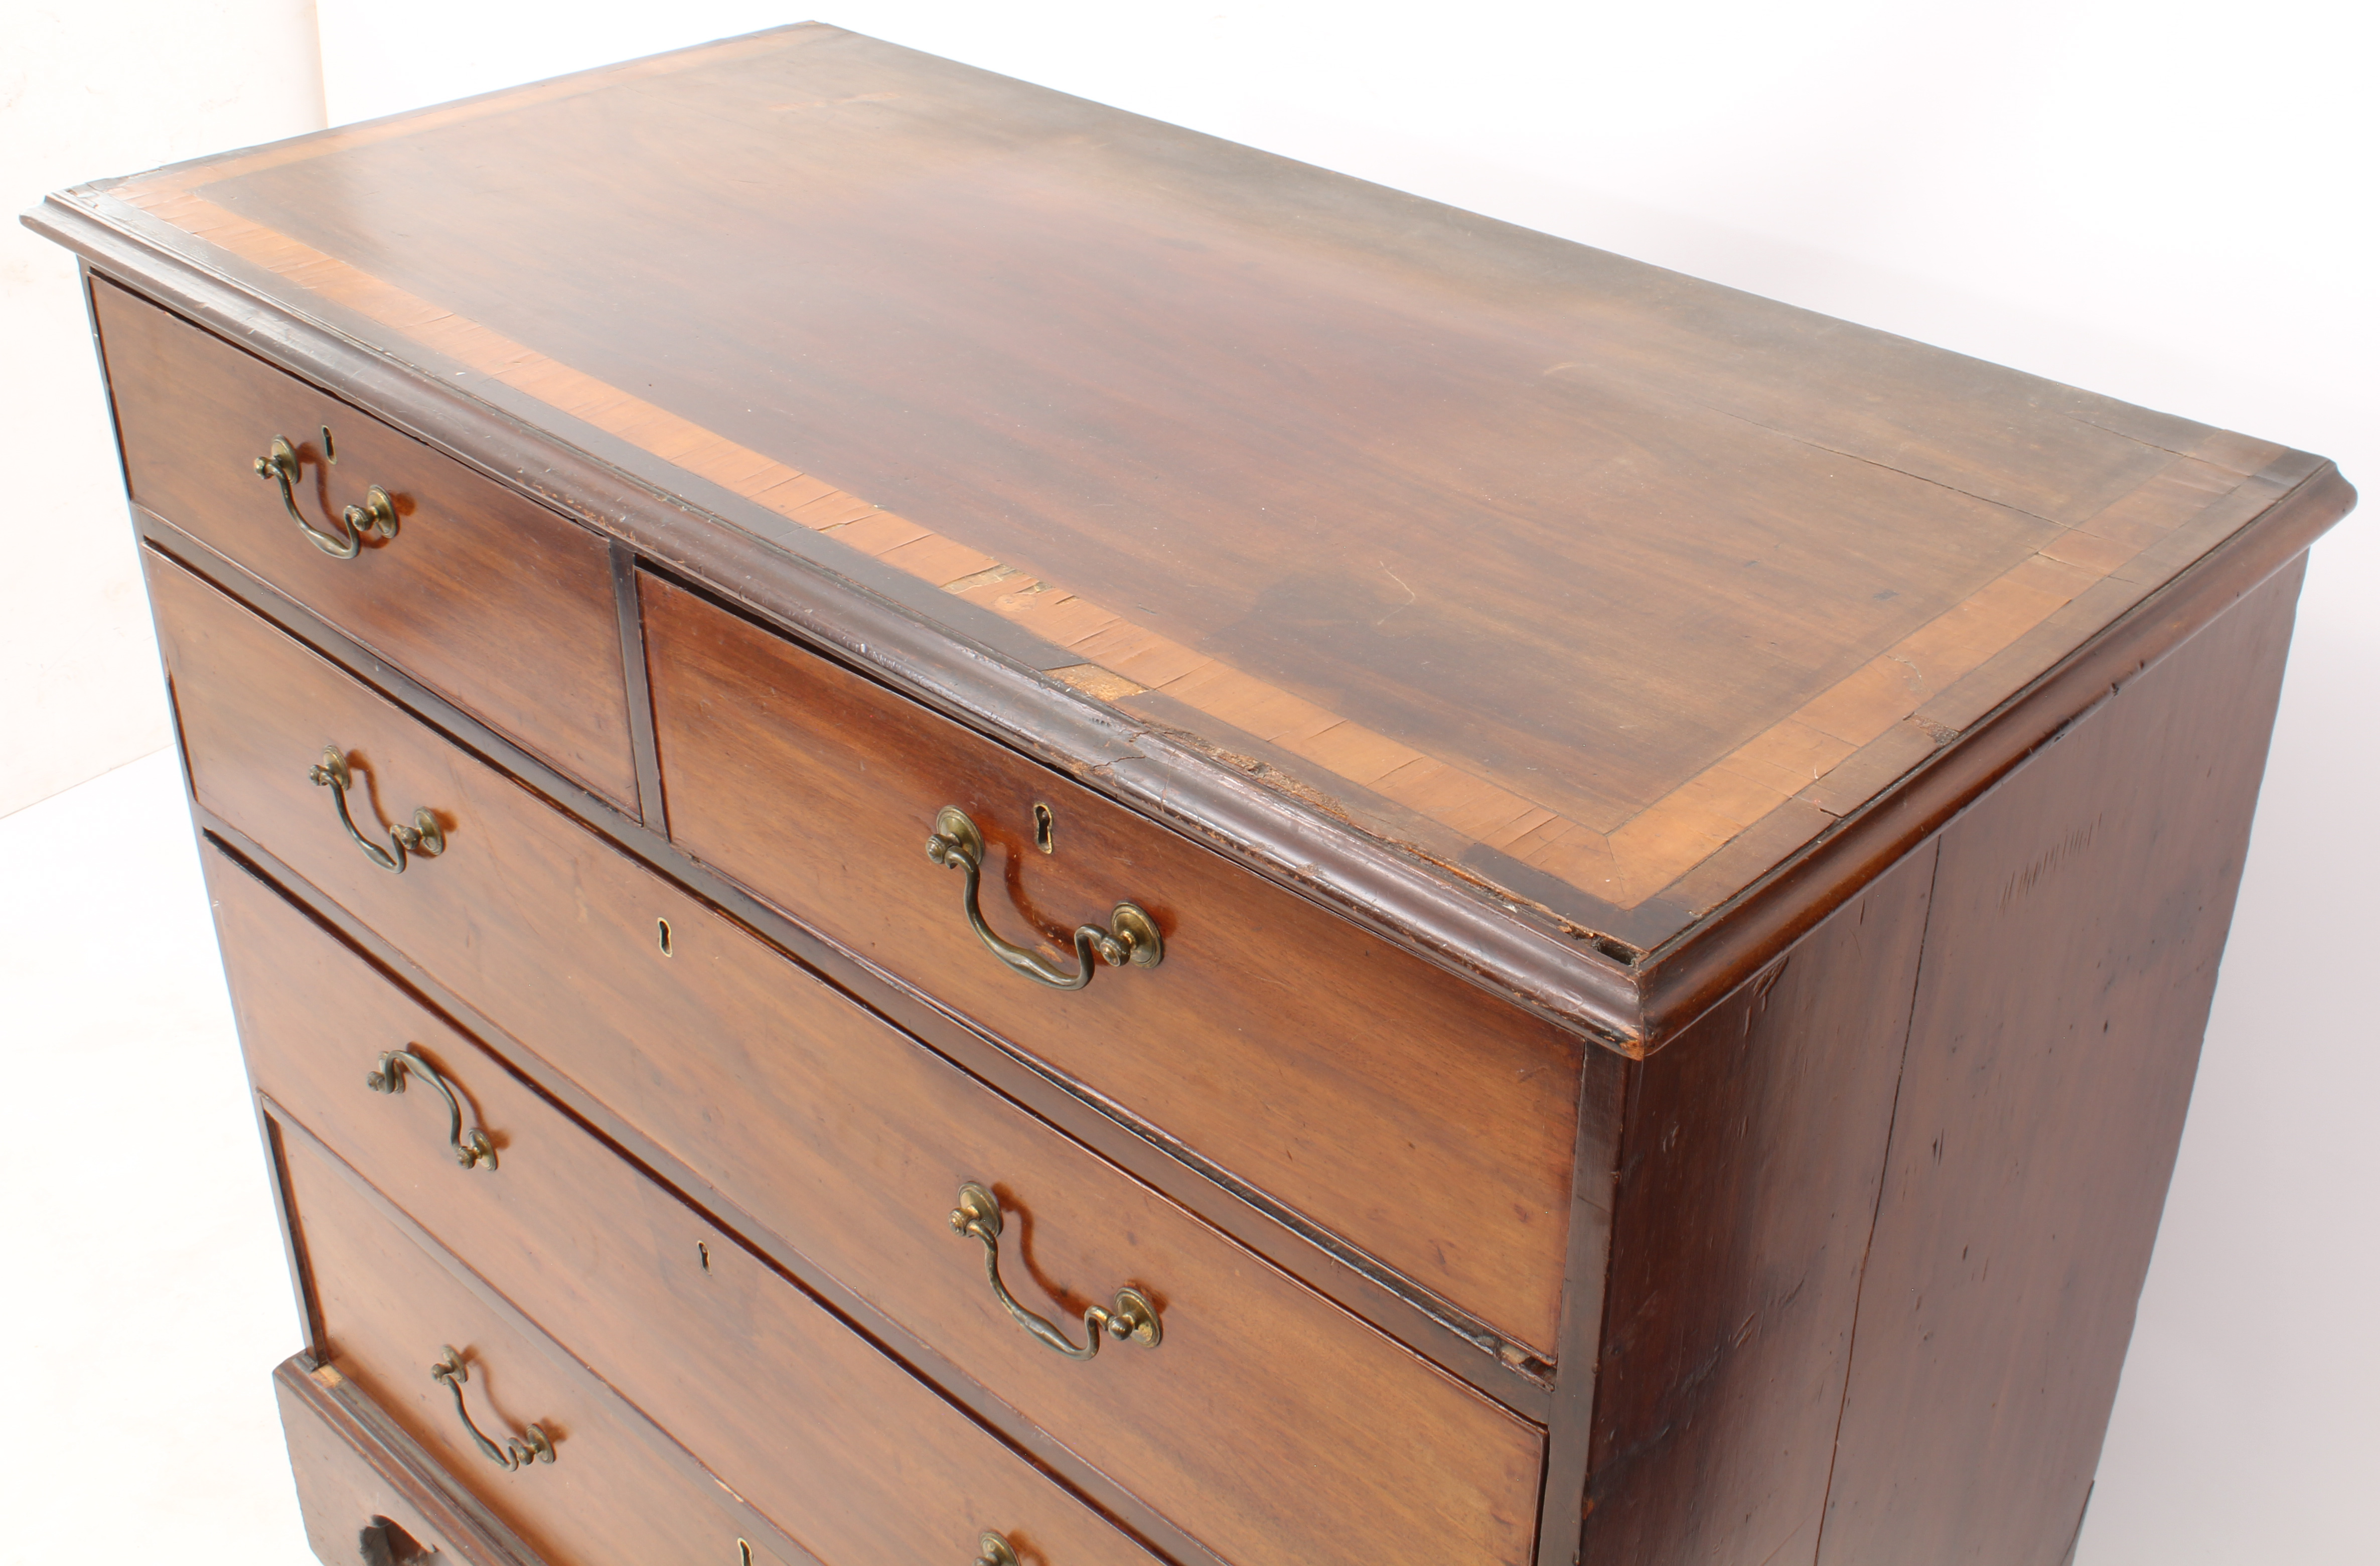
[274, 1112, 817, 1566]
[275, 1351, 541, 1566]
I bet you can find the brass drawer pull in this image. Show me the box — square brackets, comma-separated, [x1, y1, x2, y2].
[429, 1346, 554, 1471]
[310, 746, 444, 874]
[924, 807, 1161, 990]
[949, 1182, 1160, 1361]
[252, 434, 398, 558]
[975, 1533, 1021, 1566]
[367, 1049, 496, 1170]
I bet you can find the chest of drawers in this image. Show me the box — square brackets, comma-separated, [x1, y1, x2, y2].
[29, 23, 2354, 1566]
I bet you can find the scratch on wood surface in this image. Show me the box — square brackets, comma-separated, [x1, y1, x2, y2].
[1689, 401, 2064, 528]
[1376, 562, 1417, 627]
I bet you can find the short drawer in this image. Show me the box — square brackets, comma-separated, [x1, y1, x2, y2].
[639, 571, 1584, 1353]
[173, 563, 1547, 1566]
[256, 873, 1168, 1566]
[93, 277, 638, 808]
[278, 1125, 800, 1566]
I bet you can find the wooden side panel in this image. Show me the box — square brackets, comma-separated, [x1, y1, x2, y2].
[1813, 558, 2307, 1564]
[641, 570, 1585, 1352]
[92, 278, 640, 808]
[206, 843, 1547, 1566]
[1580, 843, 1939, 1564]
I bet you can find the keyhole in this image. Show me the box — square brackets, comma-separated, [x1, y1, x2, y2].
[321, 425, 338, 463]
[656, 917, 673, 956]
[1033, 802, 1055, 854]
[697, 1241, 710, 1271]
[736, 1541, 753, 1566]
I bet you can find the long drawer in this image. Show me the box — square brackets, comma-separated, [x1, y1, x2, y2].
[94, 280, 639, 809]
[278, 1121, 800, 1566]
[159, 550, 1546, 1566]
[640, 570, 1583, 1353]
[257, 885, 1165, 1566]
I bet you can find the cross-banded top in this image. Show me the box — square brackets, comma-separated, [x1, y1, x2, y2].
[66, 23, 2343, 972]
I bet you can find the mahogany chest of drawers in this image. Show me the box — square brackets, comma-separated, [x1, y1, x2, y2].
[30, 23, 2354, 1566]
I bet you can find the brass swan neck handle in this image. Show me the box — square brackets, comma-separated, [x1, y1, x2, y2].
[948, 1182, 1160, 1361]
[367, 1048, 496, 1170]
[309, 746, 444, 874]
[428, 1347, 553, 1471]
[924, 807, 1161, 990]
[253, 434, 397, 558]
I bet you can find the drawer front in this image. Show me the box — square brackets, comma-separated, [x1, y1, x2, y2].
[640, 572, 1583, 1351]
[172, 566, 1546, 1566]
[270, 904, 1161, 1561]
[274, 1355, 541, 1566]
[280, 1127, 793, 1566]
[94, 278, 639, 808]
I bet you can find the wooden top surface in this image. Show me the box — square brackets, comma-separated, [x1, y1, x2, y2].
[41, 23, 2351, 1043]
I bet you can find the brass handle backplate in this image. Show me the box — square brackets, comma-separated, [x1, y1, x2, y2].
[976, 1532, 1021, 1566]
[428, 1346, 553, 1471]
[252, 434, 397, 558]
[368, 1049, 496, 1170]
[925, 807, 1161, 990]
[949, 1182, 1160, 1361]
[310, 746, 444, 874]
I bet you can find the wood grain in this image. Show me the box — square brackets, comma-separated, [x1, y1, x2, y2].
[37, 29, 2350, 1566]
[273, 1030, 1174, 1566]
[642, 569, 1584, 1352]
[1579, 843, 1939, 1563]
[31, 162, 2351, 1052]
[1635, 460, 2350, 1050]
[93, 277, 639, 809]
[75, 21, 2341, 940]
[145, 524, 1557, 1369]
[1811, 556, 2307, 1565]
[281, 1132, 804, 1566]
[97, 179, 2275, 918]
[275, 1354, 548, 1566]
[205, 837, 1548, 1566]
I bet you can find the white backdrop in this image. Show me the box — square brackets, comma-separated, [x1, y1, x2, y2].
[2, 6, 325, 1557]
[6, 4, 2370, 1561]
[2, 0, 324, 814]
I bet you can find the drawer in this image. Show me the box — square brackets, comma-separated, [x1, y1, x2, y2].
[179, 588, 1546, 1565]
[274, 1354, 541, 1566]
[258, 878, 1169, 1566]
[279, 1125, 800, 1566]
[93, 278, 639, 808]
[640, 572, 1584, 1352]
